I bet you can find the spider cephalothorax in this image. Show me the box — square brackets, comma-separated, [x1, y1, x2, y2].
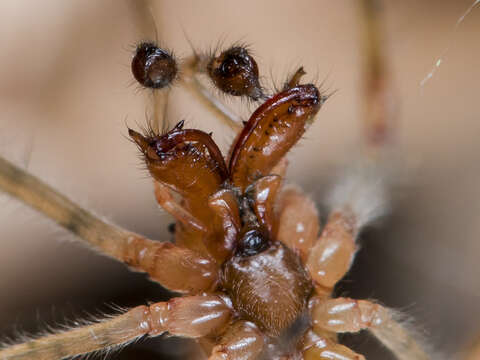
[0, 39, 430, 360]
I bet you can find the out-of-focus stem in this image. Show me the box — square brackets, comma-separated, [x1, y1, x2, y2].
[358, 0, 396, 158]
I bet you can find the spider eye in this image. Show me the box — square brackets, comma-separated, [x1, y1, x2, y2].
[207, 46, 263, 100]
[236, 228, 270, 257]
[220, 56, 240, 77]
[131, 42, 177, 89]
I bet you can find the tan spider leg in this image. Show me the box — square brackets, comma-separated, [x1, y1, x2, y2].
[0, 295, 232, 360]
[276, 186, 320, 263]
[305, 210, 358, 294]
[208, 321, 265, 360]
[180, 56, 242, 130]
[301, 330, 365, 360]
[0, 156, 218, 294]
[311, 297, 430, 360]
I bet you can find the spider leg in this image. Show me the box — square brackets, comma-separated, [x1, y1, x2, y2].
[300, 329, 365, 360]
[0, 156, 218, 294]
[275, 185, 320, 263]
[311, 297, 430, 360]
[208, 321, 264, 360]
[0, 295, 232, 360]
[305, 210, 358, 295]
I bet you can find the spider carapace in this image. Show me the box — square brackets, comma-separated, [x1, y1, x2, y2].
[0, 42, 430, 360]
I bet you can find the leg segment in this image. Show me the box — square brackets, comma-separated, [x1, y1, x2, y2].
[276, 186, 320, 263]
[208, 321, 265, 360]
[303, 341, 365, 360]
[301, 330, 365, 360]
[0, 295, 232, 360]
[306, 210, 358, 294]
[0, 156, 218, 294]
[300, 329, 365, 360]
[311, 297, 430, 360]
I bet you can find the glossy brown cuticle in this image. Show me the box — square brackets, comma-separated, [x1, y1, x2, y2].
[207, 46, 263, 100]
[222, 242, 312, 337]
[235, 226, 270, 257]
[229, 83, 321, 190]
[132, 42, 177, 89]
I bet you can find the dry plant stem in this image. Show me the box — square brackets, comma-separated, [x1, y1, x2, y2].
[0, 296, 232, 360]
[312, 297, 429, 360]
[359, 0, 395, 155]
[0, 156, 218, 294]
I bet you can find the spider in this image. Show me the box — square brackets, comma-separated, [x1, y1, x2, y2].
[0, 11, 432, 356]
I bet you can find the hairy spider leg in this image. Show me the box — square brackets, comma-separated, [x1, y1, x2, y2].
[0, 295, 231, 360]
[0, 156, 218, 294]
[311, 297, 430, 360]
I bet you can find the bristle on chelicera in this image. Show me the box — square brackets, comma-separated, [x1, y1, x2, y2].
[326, 163, 389, 229]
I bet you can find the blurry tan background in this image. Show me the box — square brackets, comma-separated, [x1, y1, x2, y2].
[0, 1, 479, 359]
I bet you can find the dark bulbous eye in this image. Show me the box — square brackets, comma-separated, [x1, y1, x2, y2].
[236, 228, 270, 257]
[219, 50, 247, 77]
[131, 42, 177, 89]
[207, 46, 263, 100]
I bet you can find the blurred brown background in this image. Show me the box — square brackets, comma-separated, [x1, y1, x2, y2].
[0, 1, 479, 359]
